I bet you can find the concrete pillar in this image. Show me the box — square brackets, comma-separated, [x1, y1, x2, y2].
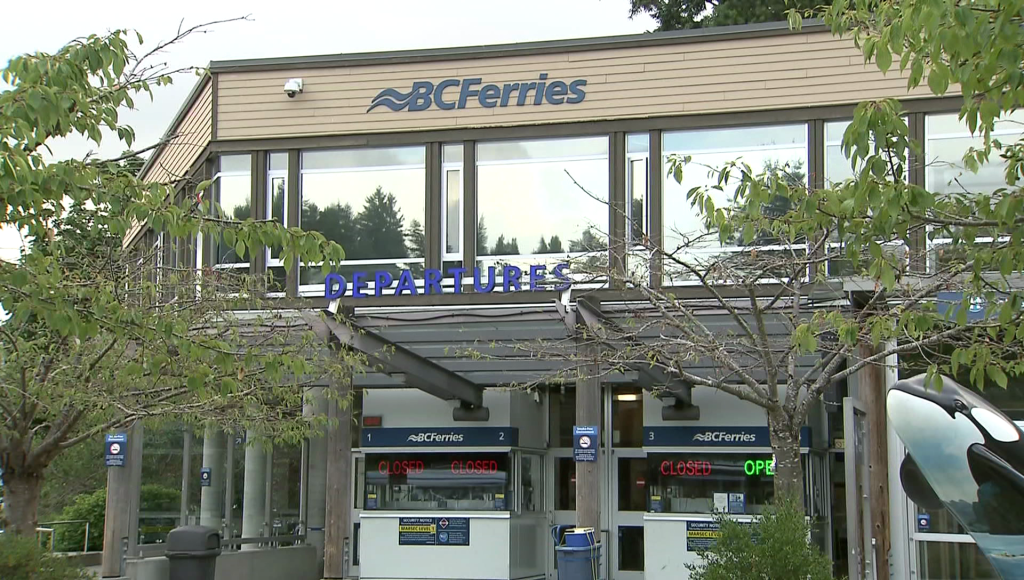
[101, 421, 142, 578]
[241, 431, 268, 549]
[305, 386, 329, 569]
[199, 425, 226, 529]
[180, 429, 191, 527]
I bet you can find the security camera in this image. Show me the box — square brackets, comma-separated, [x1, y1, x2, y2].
[283, 78, 303, 98]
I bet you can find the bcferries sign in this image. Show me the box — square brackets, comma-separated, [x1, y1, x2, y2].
[367, 73, 587, 112]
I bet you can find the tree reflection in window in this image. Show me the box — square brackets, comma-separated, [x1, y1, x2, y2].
[297, 147, 425, 288]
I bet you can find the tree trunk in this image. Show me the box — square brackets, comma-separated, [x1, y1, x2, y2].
[767, 410, 804, 508]
[2, 468, 44, 536]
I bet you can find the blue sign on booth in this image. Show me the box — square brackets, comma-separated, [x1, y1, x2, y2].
[200, 468, 212, 487]
[643, 426, 812, 448]
[573, 426, 599, 462]
[935, 291, 1012, 323]
[361, 427, 518, 448]
[105, 433, 127, 467]
[917, 514, 931, 532]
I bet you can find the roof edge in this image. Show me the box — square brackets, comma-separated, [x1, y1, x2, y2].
[209, 18, 827, 74]
[137, 72, 212, 182]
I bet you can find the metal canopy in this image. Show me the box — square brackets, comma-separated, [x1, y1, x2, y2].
[562, 298, 694, 406]
[304, 310, 484, 408]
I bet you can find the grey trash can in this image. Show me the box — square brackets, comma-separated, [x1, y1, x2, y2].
[165, 525, 221, 580]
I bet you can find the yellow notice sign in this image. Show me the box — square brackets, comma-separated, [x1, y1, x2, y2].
[399, 525, 436, 533]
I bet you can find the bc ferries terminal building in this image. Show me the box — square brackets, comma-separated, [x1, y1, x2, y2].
[120, 19, 1024, 580]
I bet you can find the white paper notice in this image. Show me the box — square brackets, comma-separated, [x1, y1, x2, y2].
[713, 493, 728, 513]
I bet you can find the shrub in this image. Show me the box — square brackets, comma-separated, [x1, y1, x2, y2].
[53, 484, 181, 552]
[686, 499, 835, 580]
[0, 533, 92, 580]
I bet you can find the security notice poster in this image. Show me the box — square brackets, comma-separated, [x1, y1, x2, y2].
[398, 517, 470, 546]
[685, 520, 754, 551]
[685, 521, 722, 552]
[398, 518, 437, 545]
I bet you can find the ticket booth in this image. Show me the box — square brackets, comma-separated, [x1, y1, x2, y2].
[640, 428, 820, 579]
[640, 389, 828, 580]
[356, 389, 547, 580]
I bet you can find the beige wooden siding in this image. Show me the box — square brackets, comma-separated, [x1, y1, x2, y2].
[216, 32, 930, 140]
[143, 79, 213, 183]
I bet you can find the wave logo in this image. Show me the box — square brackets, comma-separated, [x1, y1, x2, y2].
[406, 432, 465, 443]
[367, 73, 587, 113]
[692, 431, 758, 443]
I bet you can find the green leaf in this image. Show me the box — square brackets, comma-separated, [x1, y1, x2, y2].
[928, 66, 950, 95]
[987, 365, 1008, 389]
[876, 45, 893, 72]
[187, 375, 204, 391]
[196, 179, 214, 193]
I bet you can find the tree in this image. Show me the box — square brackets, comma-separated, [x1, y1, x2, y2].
[406, 219, 425, 258]
[355, 187, 408, 259]
[477, 217, 490, 256]
[53, 485, 180, 552]
[536, 237, 550, 254]
[687, 499, 833, 580]
[306, 200, 359, 258]
[548, 235, 565, 254]
[0, 25, 350, 536]
[627, 0, 819, 31]
[492, 235, 520, 256]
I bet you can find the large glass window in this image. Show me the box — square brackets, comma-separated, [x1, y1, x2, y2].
[549, 388, 606, 448]
[476, 136, 609, 288]
[210, 154, 251, 269]
[555, 457, 577, 511]
[917, 541, 999, 579]
[443, 144, 463, 260]
[612, 388, 643, 448]
[925, 111, 1024, 271]
[269, 442, 302, 535]
[520, 453, 543, 512]
[627, 133, 650, 245]
[364, 452, 509, 511]
[267, 152, 288, 293]
[647, 453, 795, 514]
[661, 124, 807, 259]
[298, 146, 425, 295]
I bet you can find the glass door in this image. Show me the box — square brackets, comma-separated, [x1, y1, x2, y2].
[609, 387, 645, 580]
[610, 450, 646, 579]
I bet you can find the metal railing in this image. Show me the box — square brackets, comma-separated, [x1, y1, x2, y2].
[36, 520, 91, 553]
[135, 533, 306, 559]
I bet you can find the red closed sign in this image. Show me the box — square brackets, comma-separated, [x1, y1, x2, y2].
[660, 460, 712, 477]
[378, 460, 424, 475]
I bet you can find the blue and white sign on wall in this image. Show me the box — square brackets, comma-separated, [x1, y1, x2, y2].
[200, 468, 212, 487]
[573, 426, 599, 462]
[105, 433, 127, 467]
[361, 427, 518, 448]
[368, 74, 587, 113]
[917, 514, 931, 532]
[643, 426, 812, 448]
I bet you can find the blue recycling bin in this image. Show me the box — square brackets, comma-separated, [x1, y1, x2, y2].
[551, 526, 601, 580]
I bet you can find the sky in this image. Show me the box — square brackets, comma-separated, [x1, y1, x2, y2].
[0, 0, 656, 260]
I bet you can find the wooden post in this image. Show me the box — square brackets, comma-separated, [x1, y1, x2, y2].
[575, 299, 602, 532]
[323, 370, 353, 578]
[858, 341, 890, 578]
[101, 421, 142, 578]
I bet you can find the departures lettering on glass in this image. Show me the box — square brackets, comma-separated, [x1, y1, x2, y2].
[324, 263, 571, 299]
